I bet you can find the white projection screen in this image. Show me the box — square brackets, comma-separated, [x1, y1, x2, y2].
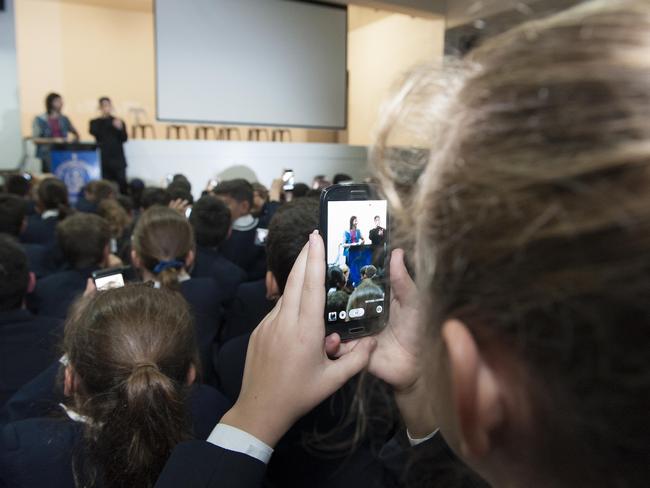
[155, 0, 348, 129]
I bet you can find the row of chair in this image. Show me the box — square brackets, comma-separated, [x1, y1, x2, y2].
[131, 124, 292, 142]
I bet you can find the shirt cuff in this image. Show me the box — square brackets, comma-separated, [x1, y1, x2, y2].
[406, 428, 439, 446]
[207, 423, 274, 464]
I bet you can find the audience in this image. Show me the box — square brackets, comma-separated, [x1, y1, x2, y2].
[28, 213, 113, 319]
[20, 177, 72, 245]
[0, 236, 61, 406]
[189, 195, 246, 303]
[76, 179, 116, 213]
[97, 198, 132, 262]
[0, 285, 230, 487]
[213, 179, 266, 280]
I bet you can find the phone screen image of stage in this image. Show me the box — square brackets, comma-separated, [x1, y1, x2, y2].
[326, 200, 387, 325]
[95, 273, 125, 291]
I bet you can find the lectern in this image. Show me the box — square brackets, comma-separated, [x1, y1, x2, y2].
[49, 142, 101, 205]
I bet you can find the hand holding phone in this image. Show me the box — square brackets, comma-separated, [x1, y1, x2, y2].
[92, 267, 126, 291]
[282, 169, 295, 192]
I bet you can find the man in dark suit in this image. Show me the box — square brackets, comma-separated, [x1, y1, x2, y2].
[0, 236, 61, 406]
[28, 213, 113, 319]
[89, 97, 128, 194]
[213, 179, 267, 281]
[189, 195, 247, 304]
[0, 194, 55, 278]
[368, 215, 386, 246]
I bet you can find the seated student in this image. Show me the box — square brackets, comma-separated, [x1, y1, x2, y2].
[75, 179, 116, 213]
[357, 265, 377, 289]
[131, 206, 224, 383]
[213, 179, 267, 281]
[28, 213, 115, 319]
[20, 177, 72, 246]
[189, 195, 246, 303]
[156, 3, 650, 487]
[5, 174, 36, 216]
[0, 236, 61, 407]
[97, 198, 132, 263]
[0, 285, 230, 488]
[140, 187, 171, 211]
[0, 194, 54, 278]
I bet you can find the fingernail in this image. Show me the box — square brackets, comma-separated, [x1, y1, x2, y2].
[312, 229, 319, 235]
[309, 232, 316, 246]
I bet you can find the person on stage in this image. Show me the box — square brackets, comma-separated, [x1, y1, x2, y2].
[32, 93, 79, 172]
[89, 97, 128, 194]
[368, 215, 385, 246]
[343, 215, 364, 264]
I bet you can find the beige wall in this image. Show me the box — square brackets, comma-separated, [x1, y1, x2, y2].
[346, 6, 444, 146]
[14, 1, 442, 146]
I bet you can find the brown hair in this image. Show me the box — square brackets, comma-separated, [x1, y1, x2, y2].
[132, 206, 194, 290]
[56, 213, 111, 269]
[63, 284, 198, 488]
[97, 198, 131, 239]
[37, 177, 72, 220]
[373, 1, 650, 486]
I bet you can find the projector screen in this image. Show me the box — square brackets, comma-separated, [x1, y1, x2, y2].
[155, 0, 347, 129]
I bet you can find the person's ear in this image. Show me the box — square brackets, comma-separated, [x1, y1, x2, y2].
[64, 365, 81, 397]
[186, 364, 197, 385]
[442, 320, 504, 460]
[27, 272, 37, 294]
[130, 249, 141, 269]
[185, 249, 195, 269]
[265, 271, 280, 300]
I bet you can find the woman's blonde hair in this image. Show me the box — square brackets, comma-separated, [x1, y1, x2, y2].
[373, 1, 650, 485]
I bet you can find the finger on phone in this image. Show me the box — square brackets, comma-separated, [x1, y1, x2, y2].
[299, 231, 326, 324]
[325, 333, 341, 356]
[281, 242, 309, 314]
[390, 249, 417, 303]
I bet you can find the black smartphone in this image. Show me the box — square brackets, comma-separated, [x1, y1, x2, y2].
[92, 267, 126, 291]
[319, 183, 389, 341]
[282, 169, 295, 192]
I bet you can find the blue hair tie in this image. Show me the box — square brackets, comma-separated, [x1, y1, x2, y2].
[153, 260, 184, 274]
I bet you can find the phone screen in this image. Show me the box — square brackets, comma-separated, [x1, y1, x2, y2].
[282, 170, 295, 191]
[94, 272, 125, 291]
[325, 198, 388, 332]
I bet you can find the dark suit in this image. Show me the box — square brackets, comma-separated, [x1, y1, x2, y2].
[19, 215, 59, 246]
[27, 267, 95, 319]
[369, 226, 386, 246]
[220, 280, 274, 345]
[0, 310, 62, 407]
[191, 246, 247, 304]
[219, 227, 267, 282]
[0, 384, 230, 488]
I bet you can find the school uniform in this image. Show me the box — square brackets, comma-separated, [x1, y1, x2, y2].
[219, 279, 274, 344]
[0, 384, 231, 488]
[20, 212, 59, 246]
[191, 246, 247, 304]
[218, 215, 267, 282]
[27, 267, 95, 319]
[0, 310, 62, 407]
[22, 243, 55, 278]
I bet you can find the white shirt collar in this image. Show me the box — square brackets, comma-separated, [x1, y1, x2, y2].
[233, 214, 258, 231]
[41, 209, 59, 219]
[59, 403, 91, 424]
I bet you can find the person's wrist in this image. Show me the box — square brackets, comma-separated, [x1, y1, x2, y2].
[221, 399, 294, 448]
[393, 376, 437, 438]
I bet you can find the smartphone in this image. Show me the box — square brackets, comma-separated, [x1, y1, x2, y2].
[185, 207, 192, 219]
[319, 183, 389, 341]
[282, 169, 295, 192]
[92, 267, 126, 291]
[206, 178, 219, 192]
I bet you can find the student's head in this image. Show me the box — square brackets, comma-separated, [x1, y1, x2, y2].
[45, 92, 62, 114]
[98, 96, 112, 116]
[349, 216, 357, 229]
[140, 187, 171, 210]
[251, 182, 268, 216]
[128, 178, 145, 208]
[131, 206, 195, 290]
[62, 284, 198, 487]
[333, 173, 353, 185]
[0, 193, 26, 236]
[166, 180, 193, 205]
[6, 174, 31, 197]
[327, 266, 346, 290]
[97, 199, 131, 239]
[57, 213, 111, 270]
[37, 177, 70, 218]
[291, 182, 310, 198]
[374, 1, 650, 486]
[374, 215, 381, 226]
[212, 179, 254, 220]
[345, 284, 383, 317]
[360, 264, 377, 280]
[84, 179, 116, 203]
[188, 195, 231, 248]
[0, 235, 30, 312]
[266, 198, 319, 297]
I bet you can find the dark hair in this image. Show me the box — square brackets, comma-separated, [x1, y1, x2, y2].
[346, 284, 384, 315]
[166, 181, 193, 205]
[327, 266, 346, 289]
[266, 198, 319, 293]
[333, 173, 353, 185]
[0, 235, 29, 311]
[374, 215, 380, 221]
[213, 179, 254, 208]
[292, 182, 309, 198]
[140, 187, 171, 210]
[189, 195, 231, 248]
[98, 96, 110, 105]
[84, 180, 116, 203]
[57, 213, 110, 269]
[132, 206, 194, 290]
[64, 284, 198, 488]
[360, 264, 377, 280]
[373, 1, 650, 485]
[45, 92, 61, 114]
[326, 290, 349, 315]
[251, 182, 268, 201]
[349, 216, 357, 229]
[6, 174, 30, 197]
[128, 179, 145, 209]
[116, 194, 134, 215]
[37, 178, 71, 220]
[0, 193, 26, 236]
